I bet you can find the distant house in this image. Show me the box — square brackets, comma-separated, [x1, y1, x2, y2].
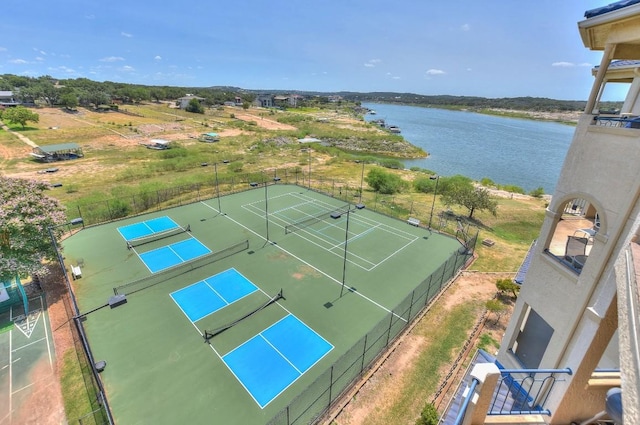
[327, 95, 343, 103]
[199, 132, 220, 143]
[273, 95, 289, 108]
[30, 143, 84, 162]
[271, 94, 303, 108]
[234, 96, 243, 106]
[0, 91, 19, 107]
[177, 94, 205, 110]
[288, 94, 303, 107]
[253, 94, 274, 108]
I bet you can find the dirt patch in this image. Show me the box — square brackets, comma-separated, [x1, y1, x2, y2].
[12, 357, 66, 425]
[333, 271, 515, 425]
[292, 264, 324, 280]
[233, 111, 297, 131]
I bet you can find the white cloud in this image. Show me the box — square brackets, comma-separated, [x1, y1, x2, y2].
[552, 61, 575, 67]
[392, 76, 401, 80]
[154, 55, 162, 60]
[579, 62, 593, 67]
[0, 47, 8, 52]
[364, 58, 382, 68]
[100, 56, 125, 62]
[426, 68, 445, 75]
[121, 32, 133, 38]
[48, 65, 77, 74]
[35, 57, 45, 62]
[461, 23, 470, 31]
[9, 59, 28, 64]
[120, 65, 135, 72]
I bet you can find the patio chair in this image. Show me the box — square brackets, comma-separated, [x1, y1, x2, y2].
[565, 236, 588, 269]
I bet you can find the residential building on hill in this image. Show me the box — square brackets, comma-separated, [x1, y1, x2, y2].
[445, 1, 640, 423]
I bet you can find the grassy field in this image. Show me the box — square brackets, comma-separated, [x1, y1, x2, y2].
[1, 102, 547, 422]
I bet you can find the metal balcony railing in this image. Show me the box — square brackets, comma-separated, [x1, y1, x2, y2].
[592, 115, 640, 128]
[452, 366, 572, 425]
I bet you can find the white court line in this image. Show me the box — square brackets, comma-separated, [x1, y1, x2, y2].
[238, 191, 419, 276]
[39, 296, 53, 370]
[259, 334, 303, 374]
[200, 202, 405, 321]
[8, 327, 12, 425]
[11, 337, 46, 353]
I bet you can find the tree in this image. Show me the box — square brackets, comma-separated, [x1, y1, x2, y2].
[150, 87, 166, 103]
[496, 278, 520, 298]
[1, 106, 39, 129]
[0, 177, 68, 282]
[60, 93, 79, 109]
[486, 299, 507, 325]
[441, 183, 497, 219]
[186, 98, 204, 114]
[365, 167, 406, 194]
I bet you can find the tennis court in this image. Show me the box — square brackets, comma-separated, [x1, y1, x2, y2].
[61, 184, 471, 425]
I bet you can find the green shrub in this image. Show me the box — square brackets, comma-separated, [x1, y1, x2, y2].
[416, 403, 439, 425]
[378, 158, 404, 169]
[500, 184, 525, 194]
[414, 176, 437, 193]
[529, 187, 545, 198]
[481, 177, 495, 187]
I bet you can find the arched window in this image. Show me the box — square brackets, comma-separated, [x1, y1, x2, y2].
[545, 197, 600, 274]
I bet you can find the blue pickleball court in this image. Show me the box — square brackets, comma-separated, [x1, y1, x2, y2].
[140, 238, 211, 273]
[223, 314, 333, 408]
[117, 216, 179, 241]
[170, 269, 258, 322]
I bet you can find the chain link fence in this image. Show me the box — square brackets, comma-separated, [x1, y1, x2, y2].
[58, 166, 477, 424]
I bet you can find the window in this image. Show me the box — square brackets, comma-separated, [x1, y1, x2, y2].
[545, 197, 599, 273]
[511, 306, 554, 369]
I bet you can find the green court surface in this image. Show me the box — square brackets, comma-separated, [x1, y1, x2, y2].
[62, 184, 467, 424]
[0, 295, 57, 424]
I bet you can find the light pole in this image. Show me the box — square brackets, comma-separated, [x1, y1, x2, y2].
[308, 148, 311, 190]
[428, 175, 440, 229]
[359, 161, 365, 203]
[340, 209, 351, 298]
[214, 162, 221, 213]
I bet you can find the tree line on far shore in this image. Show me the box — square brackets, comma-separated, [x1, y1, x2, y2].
[0, 73, 623, 113]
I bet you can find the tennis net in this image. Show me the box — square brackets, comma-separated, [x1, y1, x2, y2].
[127, 225, 190, 248]
[114, 239, 249, 296]
[284, 204, 350, 234]
[203, 289, 284, 343]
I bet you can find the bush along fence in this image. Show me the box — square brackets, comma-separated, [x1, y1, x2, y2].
[65, 166, 476, 242]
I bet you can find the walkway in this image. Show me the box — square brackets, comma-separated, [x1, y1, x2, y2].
[0, 120, 39, 148]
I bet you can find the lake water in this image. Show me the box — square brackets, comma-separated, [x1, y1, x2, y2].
[363, 103, 576, 193]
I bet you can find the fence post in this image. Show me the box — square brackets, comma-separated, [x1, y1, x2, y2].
[425, 275, 434, 305]
[407, 290, 415, 321]
[361, 335, 368, 372]
[386, 312, 394, 346]
[329, 365, 334, 403]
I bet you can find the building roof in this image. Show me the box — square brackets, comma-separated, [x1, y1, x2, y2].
[0, 91, 13, 97]
[37, 142, 81, 153]
[585, 0, 640, 19]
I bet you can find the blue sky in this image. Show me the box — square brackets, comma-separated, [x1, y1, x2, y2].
[0, 0, 619, 100]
